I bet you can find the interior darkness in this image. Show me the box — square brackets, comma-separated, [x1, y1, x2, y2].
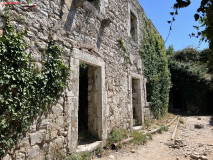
[87, 0, 99, 6]
[130, 11, 137, 42]
[78, 63, 89, 142]
[132, 79, 140, 126]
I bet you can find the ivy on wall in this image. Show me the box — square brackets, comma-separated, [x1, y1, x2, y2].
[0, 14, 69, 157]
[139, 16, 171, 118]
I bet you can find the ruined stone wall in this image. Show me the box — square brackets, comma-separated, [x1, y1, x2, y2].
[1, 0, 150, 159]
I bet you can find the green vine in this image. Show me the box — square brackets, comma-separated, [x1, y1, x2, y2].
[117, 39, 130, 63]
[139, 15, 171, 118]
[0, 14, 69, 157]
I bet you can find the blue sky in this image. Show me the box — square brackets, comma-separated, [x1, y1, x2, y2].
[138, 0, 209, 51]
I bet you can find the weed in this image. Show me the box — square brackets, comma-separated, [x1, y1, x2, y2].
[146, 133, 153, 140]
[159, 124, 168, 133]
[144, 118, 153, 129]
[67, 152, 91, 160]
[131, 131, 147, 145]
[107, 128, 129, 145]
[95, 147, 104, 157]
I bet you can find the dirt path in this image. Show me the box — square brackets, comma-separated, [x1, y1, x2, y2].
[94, 116, 213, 160]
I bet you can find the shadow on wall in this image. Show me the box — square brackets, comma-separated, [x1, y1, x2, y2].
[64, 3, 76, 31]
[63, 1, 109, 49]
[97, 25, 104, 49]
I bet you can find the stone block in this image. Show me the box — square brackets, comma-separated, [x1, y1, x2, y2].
[52, 104, 63, 115]
[55, 136, 64, 149]
[30, 130, 46, 145]
[56, 116, 64, 127]
[2, 154, 11, 160]
[15, 151, 25, 160]
[27, 145, 40, 159]
[19, 137, 30, 148]
[40, 119, 52, 129]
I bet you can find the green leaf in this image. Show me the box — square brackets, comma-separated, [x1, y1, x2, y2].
[194, 14, 200, 21]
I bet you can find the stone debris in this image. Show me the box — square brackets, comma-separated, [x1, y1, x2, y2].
[109, 155, 115, 159]
[130, 149, 136, 153]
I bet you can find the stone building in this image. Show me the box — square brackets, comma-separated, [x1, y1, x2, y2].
[1, 0, 154, 159]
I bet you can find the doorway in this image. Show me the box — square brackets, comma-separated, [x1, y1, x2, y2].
[78, 62, 102, 144]
[132, 78, 142, 126]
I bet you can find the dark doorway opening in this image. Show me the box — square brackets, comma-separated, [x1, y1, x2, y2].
[132, 78, 142, 126]
[78, 63, 96, 144]
[78, 62, 102, 144]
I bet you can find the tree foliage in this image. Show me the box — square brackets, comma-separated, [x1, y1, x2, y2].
[140, 16, 171, 118]
[169, 47, 213, 113]
[0, 14, 69, 157]
[168, 0, 213, 70]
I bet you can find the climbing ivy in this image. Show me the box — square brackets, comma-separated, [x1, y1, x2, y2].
[0, 14, 69, 157]
[117, 39, 130, 63]
[139, 15, 171, 118]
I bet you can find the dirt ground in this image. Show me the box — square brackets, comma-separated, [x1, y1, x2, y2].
[94, 116, 213, 160]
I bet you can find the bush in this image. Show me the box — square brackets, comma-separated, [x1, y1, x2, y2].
[169, 47, 213, 113]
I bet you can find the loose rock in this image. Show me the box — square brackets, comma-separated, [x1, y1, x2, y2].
[130, 149, 136, 153]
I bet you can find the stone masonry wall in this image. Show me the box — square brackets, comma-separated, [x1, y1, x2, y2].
[0, 0, 154, 159]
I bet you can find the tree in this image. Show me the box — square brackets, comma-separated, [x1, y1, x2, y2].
[166, 45, 175, 56]
[169, 0, 213, 71]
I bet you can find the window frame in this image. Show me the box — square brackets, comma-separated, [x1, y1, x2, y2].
[128, 3, 139, 45]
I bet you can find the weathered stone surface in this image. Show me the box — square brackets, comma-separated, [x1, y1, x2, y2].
[27, 145, 40, 159]
[52, 104, 63, 115]
[30, 130, 46, 145]
[2, 154, 11, 160]
[65, 0, 73, 9]
[55, 136, 65, 149]
[4, 0, 151, 157]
